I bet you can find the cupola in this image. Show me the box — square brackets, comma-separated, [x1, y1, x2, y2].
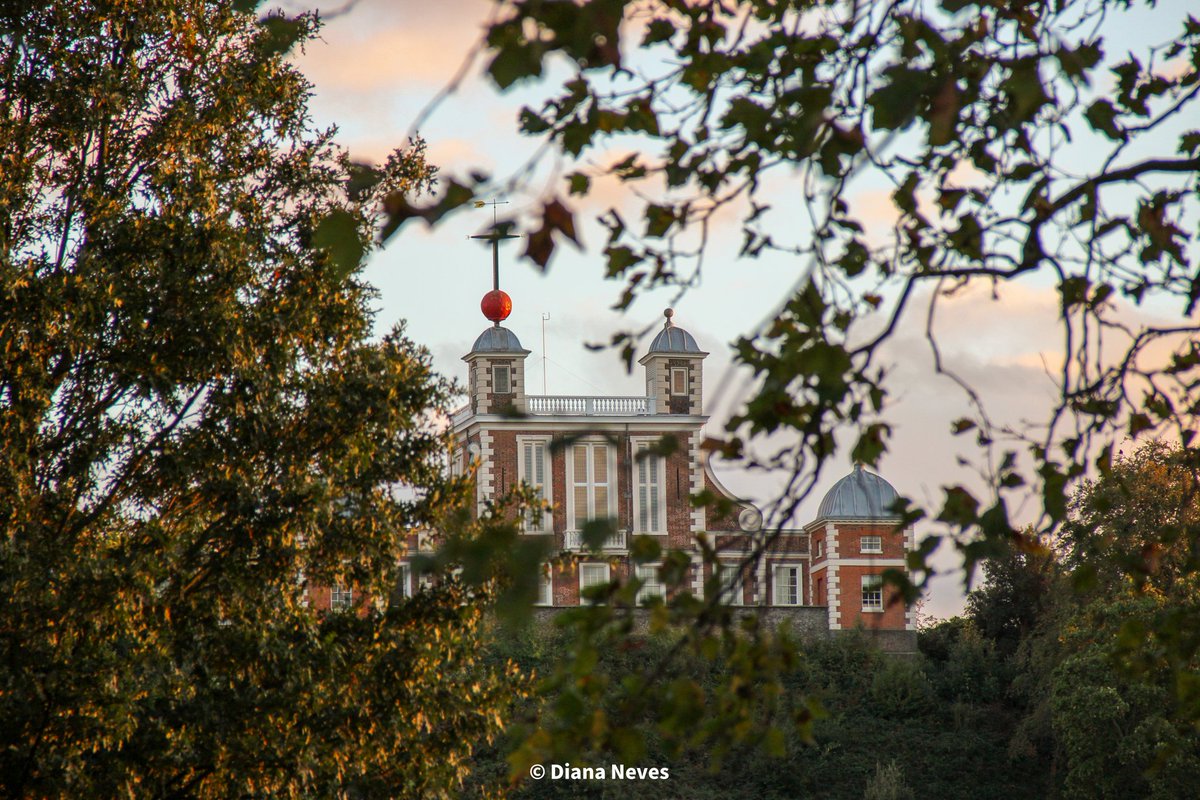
[638, 309, 707, 414]
[815, 464, 900, 520]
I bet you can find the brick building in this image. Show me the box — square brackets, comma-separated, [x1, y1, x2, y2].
[445, 302, 915, 636]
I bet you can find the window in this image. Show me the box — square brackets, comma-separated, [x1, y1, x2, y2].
[579, 562, 611, 602]
[718, 563, 744, 606]
[397, 563, 412, 599]
[536, 565, 553, 606]
[862, 574, 883, 611]
[670, 367, 687, 396]
[633, 441, 665, 533]
[569, 442, 615, 529]
[774, 565, 801, 606]
[450, 448, 464, 478]
[861, 535, 882, 554]
[492, 364, 511, 394]
[815, 539, 823, 558]
[635, 564, 664, 604]
[518, 437, 552, 532]
[331, 584, 353, 610]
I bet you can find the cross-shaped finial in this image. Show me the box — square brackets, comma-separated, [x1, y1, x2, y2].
[470, 198, 519, 292]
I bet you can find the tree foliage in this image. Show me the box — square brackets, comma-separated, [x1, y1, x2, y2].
[0, 1, 522, 795]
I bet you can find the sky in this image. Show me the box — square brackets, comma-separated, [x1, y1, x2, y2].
[288, 0, 1195, 618]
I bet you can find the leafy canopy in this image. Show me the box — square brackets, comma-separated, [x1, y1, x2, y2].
[0, 1, 522, 796]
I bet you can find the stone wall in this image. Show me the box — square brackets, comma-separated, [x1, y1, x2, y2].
[527, 605, 917, 653]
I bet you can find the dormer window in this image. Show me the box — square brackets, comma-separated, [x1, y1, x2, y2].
[493, 364, 511, 394]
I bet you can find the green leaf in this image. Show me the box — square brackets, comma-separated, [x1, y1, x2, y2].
[630, 535, 662, 563]
[644, 204, 675, 238]
[566, 171, 591, 196]
[951, 418, 975, 435]
[937, 486, 979, 527]
[312, 209, 363, 282]
[1085, 99, 1123, 140]
[581, 518, 617, 551]
[258, 14, 305, 55]
[643, 18, 676, 46]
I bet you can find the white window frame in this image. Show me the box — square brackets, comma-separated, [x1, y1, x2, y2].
[815, 539, 824, 558]
[773, 564, 802, 606]
[862, 574, 884, 612]
[631, 439, 667, 534]
[579, 562, 611, 602]
[331, 584, 353, 610]
[397, 563, 413, 599]
[517, 436, 553, 533]
[536, 564, 553, 606]
[492, 364, 511, 394]
[566, 440, 617, 530]
[670, 366, 688, 396]
[861, 535, 883, 554]
[635, 563, 664, 605]
[718, 562, 744, 606]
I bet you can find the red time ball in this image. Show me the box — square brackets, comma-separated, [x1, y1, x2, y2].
[481, 289, 512, 322]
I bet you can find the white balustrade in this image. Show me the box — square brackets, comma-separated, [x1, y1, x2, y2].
[564, 529, 627, 551]
[526, 395, 652, 416]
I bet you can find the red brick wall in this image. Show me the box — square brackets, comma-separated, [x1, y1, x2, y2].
[485, 427, 704, 546]
[703, 474, 740, 531]
[829, 521, 908, 630]
[835, 563, 907, 629]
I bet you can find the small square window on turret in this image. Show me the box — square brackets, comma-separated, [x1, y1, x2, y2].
[493, 365, 511, 394]
[670, 367, 687, 396]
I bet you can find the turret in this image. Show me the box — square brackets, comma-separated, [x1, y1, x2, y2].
[638, 308, 707, 415]
[464, 290, 529, 414]
[808, 464, 912, 632]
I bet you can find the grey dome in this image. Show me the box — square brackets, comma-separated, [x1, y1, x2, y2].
[816, 465, 900, 520]
[647, 324, 701, 354]
[469, 325, 529, 354]
[646, 309, 703, 355]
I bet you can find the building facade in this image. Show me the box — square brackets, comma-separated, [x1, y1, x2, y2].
[447, 306, 916, 636]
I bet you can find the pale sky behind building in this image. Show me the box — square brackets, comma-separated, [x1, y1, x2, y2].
[287, 0, 1194, 618]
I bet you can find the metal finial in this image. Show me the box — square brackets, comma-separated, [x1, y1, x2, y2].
[664, 308, 674, 327]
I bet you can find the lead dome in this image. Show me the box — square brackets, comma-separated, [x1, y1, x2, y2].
[469, 325, 528, 354]
[816, 464, 900, 520]
[646, 308, 704, 355]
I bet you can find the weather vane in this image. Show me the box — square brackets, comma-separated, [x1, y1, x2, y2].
[471, 197, 520, 324]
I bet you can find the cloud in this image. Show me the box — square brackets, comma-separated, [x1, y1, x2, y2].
[297, 0, 493, 91]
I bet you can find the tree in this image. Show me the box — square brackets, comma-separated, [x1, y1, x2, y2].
[376, 0, 1200, 772]
[0, 1, 521, 796]
[1056, 442, 1200, 726]
[1061, 440, 1200, 595]
[1051, 589, 1200, 800]
[966, 535, 1055, 658]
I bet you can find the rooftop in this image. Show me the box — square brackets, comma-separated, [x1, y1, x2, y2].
[816, 464, 901, 520]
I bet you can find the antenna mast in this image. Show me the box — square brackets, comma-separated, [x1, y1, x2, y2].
[541, 313, 550, 393]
